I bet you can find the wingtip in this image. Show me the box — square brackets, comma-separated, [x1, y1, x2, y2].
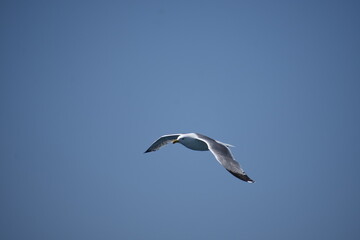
[144, 149, 154, 153]
[226, 170, 255, 183]
[244, 176, 255, 183]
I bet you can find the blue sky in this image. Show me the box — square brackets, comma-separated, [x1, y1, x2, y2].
[1, 1, 360, 239]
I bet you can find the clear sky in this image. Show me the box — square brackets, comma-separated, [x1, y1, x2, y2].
[1, 1, 360, 239]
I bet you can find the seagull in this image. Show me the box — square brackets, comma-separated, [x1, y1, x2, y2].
[144, 133, 254, 183]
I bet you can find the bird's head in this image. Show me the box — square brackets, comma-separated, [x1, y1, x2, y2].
[172, 136, 183, 144]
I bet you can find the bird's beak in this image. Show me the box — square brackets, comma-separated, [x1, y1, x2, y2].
[172, 139, 179, 144]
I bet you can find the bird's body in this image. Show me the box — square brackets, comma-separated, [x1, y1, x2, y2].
[176, 133, 208, 151]
[145, 133, 255, 183]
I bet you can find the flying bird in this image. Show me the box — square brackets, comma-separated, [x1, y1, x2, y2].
[144, 133, 254, 183]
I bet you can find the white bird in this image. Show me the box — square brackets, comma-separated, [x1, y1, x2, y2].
[144, 133, 254, 183]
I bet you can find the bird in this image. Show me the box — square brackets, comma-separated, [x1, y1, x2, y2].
[144, 133, 254, 183]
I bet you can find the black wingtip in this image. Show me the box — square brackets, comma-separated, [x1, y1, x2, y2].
[227, 170, 255, 183]
[144, 149, 154, 153]
[247, 179, 255, 183]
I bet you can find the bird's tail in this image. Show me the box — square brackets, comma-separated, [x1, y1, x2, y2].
[216, 140, 235, 148]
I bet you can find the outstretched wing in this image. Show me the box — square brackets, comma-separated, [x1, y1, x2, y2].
[200, 136, 254, 183]
[144, 134, 180, 153]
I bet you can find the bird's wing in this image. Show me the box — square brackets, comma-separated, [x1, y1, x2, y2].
[144, 134, 181, 153]
[201, 137, 254, 183]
